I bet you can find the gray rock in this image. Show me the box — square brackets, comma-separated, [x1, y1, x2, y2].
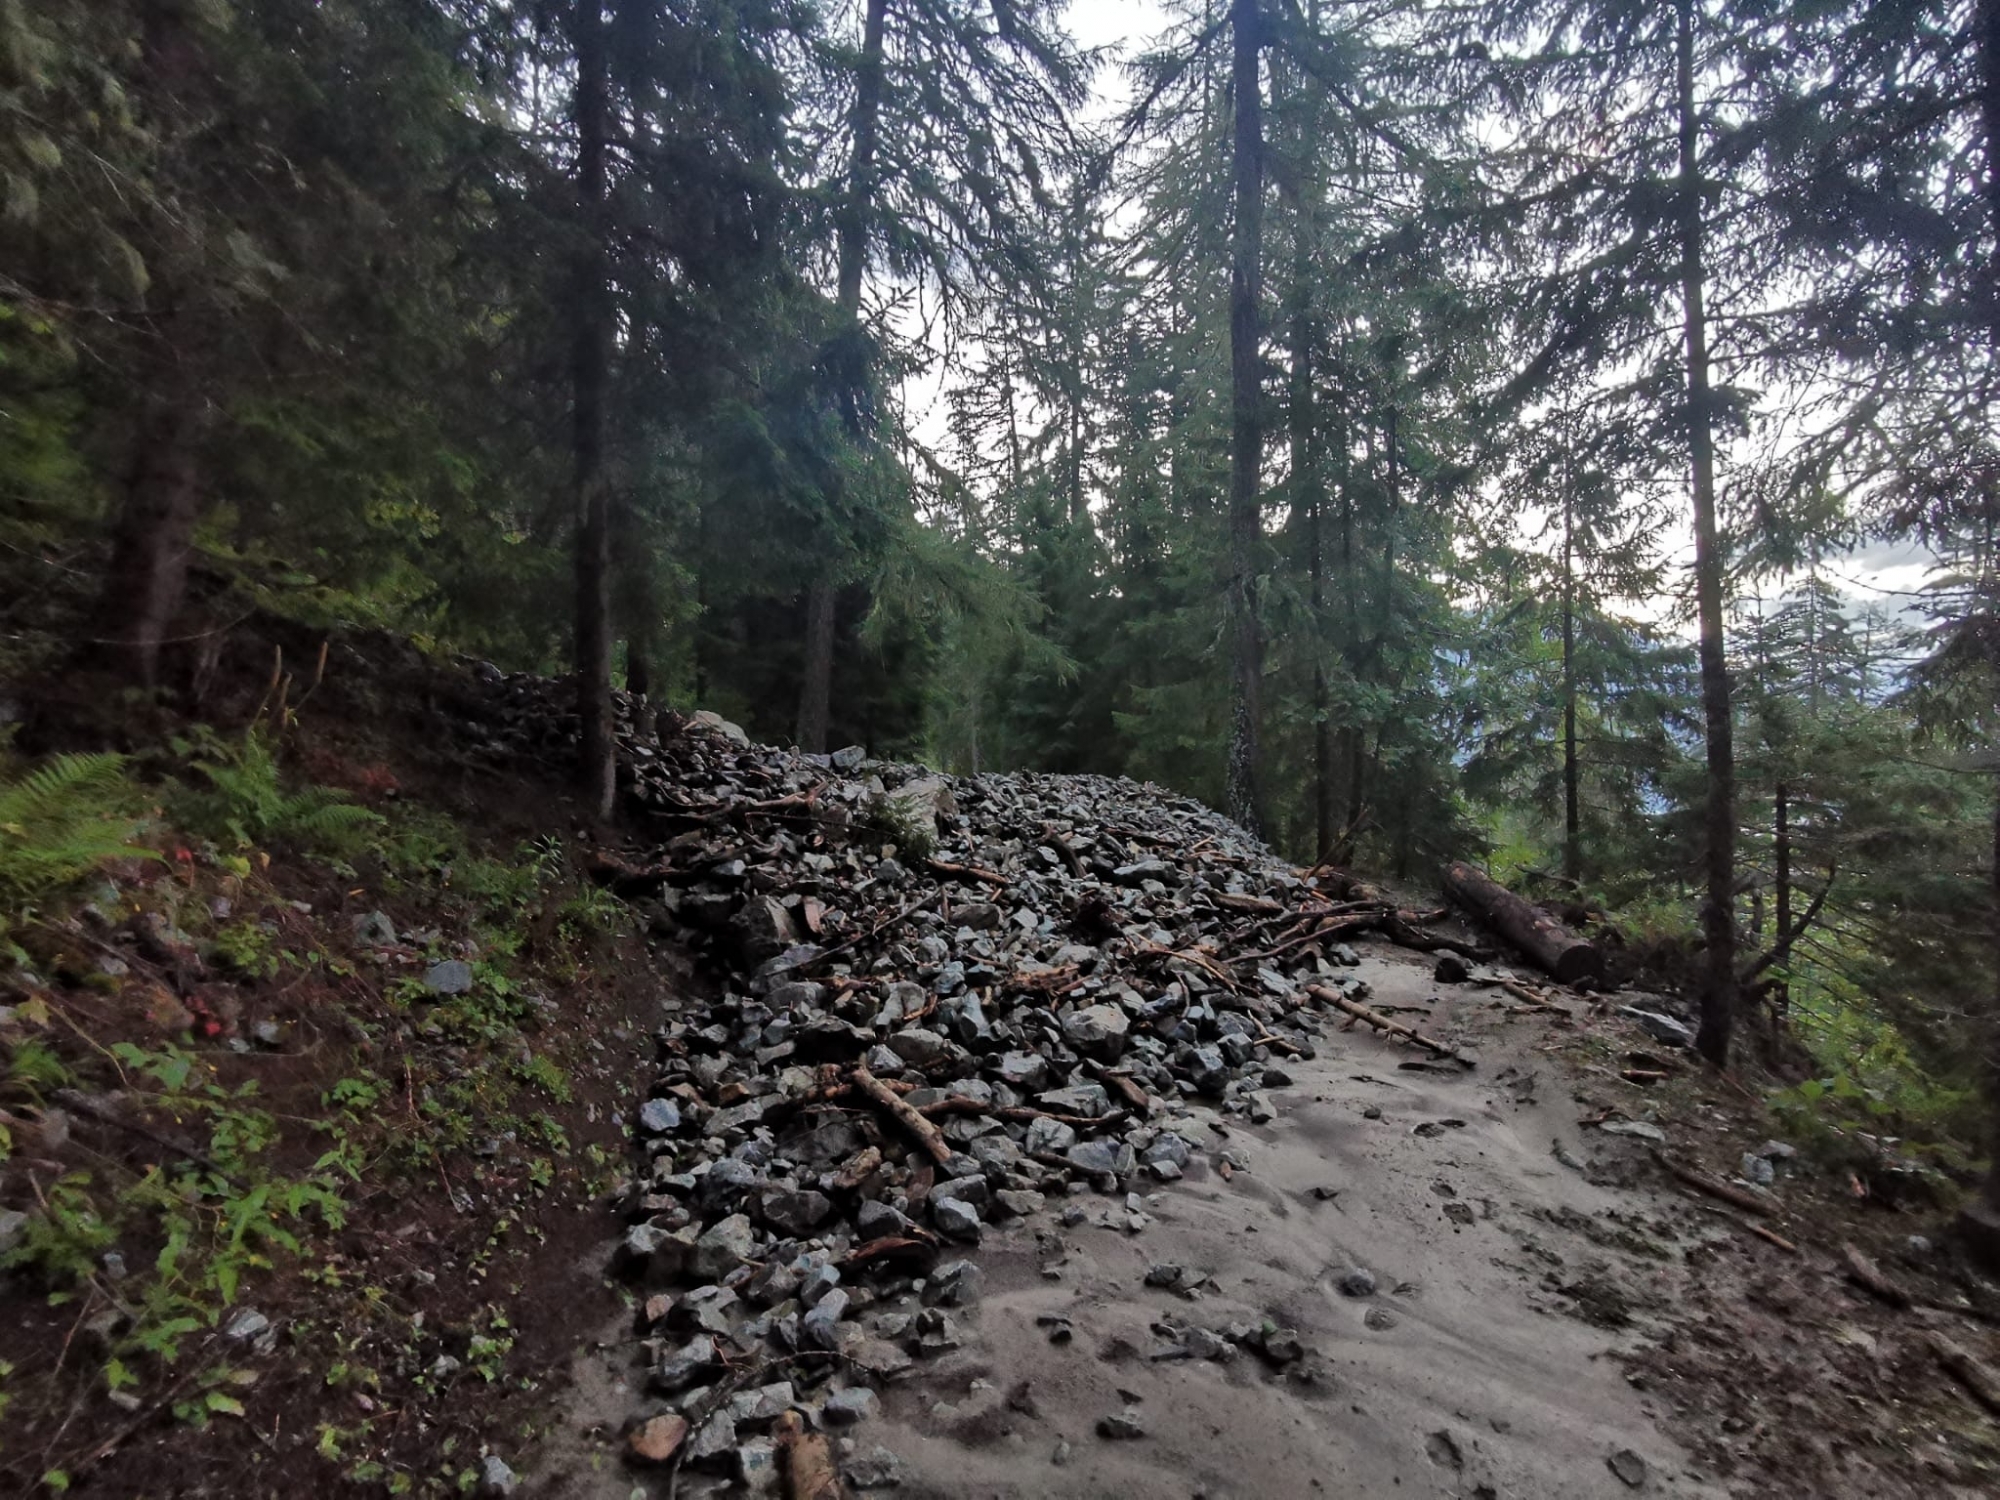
[1740, 1152, 1775, 1186]
[423, 959, 474, 995]
[1097, 1409, 1147, 1439]
[1599, 1120, 1666, 1144]
[996, 1051, 1050, 1091]
[1185, 1046, 1229, 1096]
[1337, 1267, 1377, 1298]
[1038, 1083, 1112, 1117]
[923, 1259, 983, 1307]
[1607, 1449, 1648, 1489]
[831, 745, 868, 771]
[1142, 1132, 1192, 1169]
[886, 1027, 952, 1068]
[1062, 1003, 1130, 1061]
[653, 1336, 720, 1393]
[0, 1207, 27, 1255]
[857, 1199, 911, 1241]
[1065, 1140, 1135, 1178]
[639, 1097, 683, 1135]
[351, 911, 397, 948]
[478, 1454, 518, 1497]
[799, 1263, 842, 1307]
[692, 1213, 758, 1279]
[823, 1387, 878, 1426]
[758, 1188, 833, 1237]
[1024, 1117, 1077, 1155]
[846, 1447, 904, 1490]
[933, 1197, 983, 1243]
[223, 1308, 271, 1341]
[677, 1285, 741, 1336]
[802, 1287, 850, 1350]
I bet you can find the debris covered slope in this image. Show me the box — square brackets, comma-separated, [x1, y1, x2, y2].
[526, 696, 1574, 1492]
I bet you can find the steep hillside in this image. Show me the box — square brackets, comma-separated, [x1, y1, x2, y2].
[4, 635, 2000, 1498]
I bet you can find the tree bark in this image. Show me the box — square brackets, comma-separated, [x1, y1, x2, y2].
[91, 396, 203, 689]
[1561, 480, 1582, 883]
[1442, 861, 1603, 985]
[570, 0, 615, 823]
[796, 579, 836, 751]
[793, 0, 891, 749]
[1286, 35, 1330, 862]
[1223, 0, 1266, 838]
[1772, 780, 1790, 1014]
[1677, 0, 1737, 1065]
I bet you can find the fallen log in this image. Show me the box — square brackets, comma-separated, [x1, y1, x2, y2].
[1652, 1150, 1774, 1217]
[1841, 1242, 1911, 1308]
[774, 1409, 849, 1500]
[1929, 1334, 2000, 1417]
[1442, 861, 1602, 985]
[1306, 985, 1474, 1066]
[849, 1065, 954, 1166]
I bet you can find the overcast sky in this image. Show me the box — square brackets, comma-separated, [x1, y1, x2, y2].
[904, 1, 1947, 621]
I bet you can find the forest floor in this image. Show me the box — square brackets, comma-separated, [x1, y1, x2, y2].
[4, 618, 1999, 1498]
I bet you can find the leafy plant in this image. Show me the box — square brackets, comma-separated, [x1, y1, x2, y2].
[169, 729, 382, 857]
[0, 751, 153, 910]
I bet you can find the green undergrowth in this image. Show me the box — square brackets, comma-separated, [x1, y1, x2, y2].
[0, 731, 630, 1493]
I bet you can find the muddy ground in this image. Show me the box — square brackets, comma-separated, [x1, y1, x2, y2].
[541, 939, 2000, 1500]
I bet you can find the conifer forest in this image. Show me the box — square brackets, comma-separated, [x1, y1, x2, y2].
[9, 0, 2000, 1494]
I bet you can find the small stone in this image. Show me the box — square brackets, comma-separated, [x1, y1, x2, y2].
[799, 1263, 842, 1307]
[857, 1199, 911, 1241]
[223, 1308, 271, 1341]
[1062, 1003, 1131, 1061]
[1432, 953, 1471, 984]
[1183, 1326, 1233, 1361]
[692, 1214, 758, 1279]
[653, 1336, 719, 1393]
[1599, 1120, 1667, 1144]
[802, 1287, 850, 1350]
[758, 1188, 833, 1237]
[1064, 1140, 1135, 1178]
[477, 1454, 518, 1497]
[1097, 1410, 1146, 1440]
[639, 1098, 682, 1134]
[1740, 1152, 1775, 1186]
[423, 959, 475, 995]
[1259, 1327, 1304, 1363]
[1607, 1449, 1648, 1488]
[847, 1447, 904, 1489]
[823, 1387, 878, 1426]
[933, 1197, 982, 1243]
[352, 911, 397, 947]
[628, 1413, 691, 1465]
[1337, 1267, 1377, 1298]
[1025, 1117, 1077, 1155]
[923, 1259, 983, 1307]
[1365, 1307, 1399, 1331]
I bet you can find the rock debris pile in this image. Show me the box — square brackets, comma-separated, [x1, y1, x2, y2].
[463, 680, 1469, 1487]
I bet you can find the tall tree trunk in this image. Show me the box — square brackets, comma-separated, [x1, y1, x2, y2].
[1960, 0, 2000, 1268]
[571, 0, 615, 821]
[89, 5, 208, 689]
[798, 582, 836, 752]
[1223, 0, 1265, 836]
[1677, 0, 1737, 1066]
[1772, 780, 1791, 1016]
[794, 0, 891, 753]
[1562, 485, 1582, 883]
[91, 396, 202, 689]
[1285, 37, 1330, 861]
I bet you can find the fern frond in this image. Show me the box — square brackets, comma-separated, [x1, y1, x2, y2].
[0, 752, 153, 905]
